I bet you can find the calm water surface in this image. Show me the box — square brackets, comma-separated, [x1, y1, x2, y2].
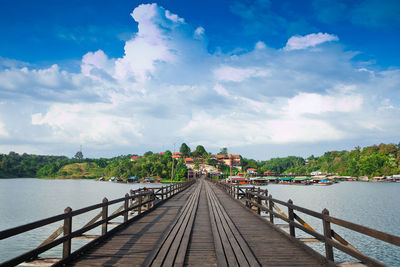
[0, 179, 399, 265]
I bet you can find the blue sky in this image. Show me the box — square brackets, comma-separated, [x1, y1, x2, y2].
[0, 0, 400, 159]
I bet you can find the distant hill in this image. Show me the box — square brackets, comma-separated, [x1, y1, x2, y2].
[53, 162, 104, 179]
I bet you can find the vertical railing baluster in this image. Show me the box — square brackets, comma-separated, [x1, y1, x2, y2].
[322, 208, 334, 261]
[257, 188, 261, 215]
[130, 189, 134, 207]
[264, 189, 268, 214]
[124, 193, 129, 222]
[138, 193, 142, 215]
[62, 207, 72, 259]
[102, 198, 108, 236]
[288, 199, 295, 237]
[245, 188, 249, 207]
[269, 195, 274, 223]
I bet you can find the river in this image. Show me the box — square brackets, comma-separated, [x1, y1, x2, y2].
[0, 179, 399, 265]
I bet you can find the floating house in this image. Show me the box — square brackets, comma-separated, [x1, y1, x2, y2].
[278, 177, 293, 184]
[127, 176, 139, 183]
[311, 176, 333, 185]
[250, 177, 268, 185]
[372, 176, 385, 182]
[265, 176, 278, 183]
[227, 176, 249, 185]
[292, 176, 311, 185]
[392, 175, 400, 182]
[358, 176, 369, 181]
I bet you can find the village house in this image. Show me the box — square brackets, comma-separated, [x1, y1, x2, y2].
[172, 152, 183, 159]
[246, 168, 257, 174]
[130, 155, 139, 161]
[264, 170, 275, 176]
[310, 171, 323, 176]
[215, 154, 241, 168]
[184, 157, 194, 164]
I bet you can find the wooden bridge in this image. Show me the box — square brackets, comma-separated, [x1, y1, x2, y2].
[1, 177, 399, 266]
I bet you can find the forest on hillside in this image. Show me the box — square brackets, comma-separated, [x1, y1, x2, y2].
[1, 143, 400, 179]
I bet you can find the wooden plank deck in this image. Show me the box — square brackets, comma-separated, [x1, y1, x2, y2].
[67, 178, 332, 266]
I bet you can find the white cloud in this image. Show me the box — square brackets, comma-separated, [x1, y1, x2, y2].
[213, 84, 230, 96]
[284, 92, 363, 116]
[0, 120, 8, 137]
[81, 50, 114, 78]
[284, 32, 339, 51]
[180, 111, 345, 148]
[214, 66, 269, 82]
[31, 102, 142, 146]
[194, 26, 205, 40]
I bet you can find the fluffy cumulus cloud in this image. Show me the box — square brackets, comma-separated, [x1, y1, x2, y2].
[1, 3, 400, 158]
[284, 33, 338, 51]
[0, 120, 8, 137]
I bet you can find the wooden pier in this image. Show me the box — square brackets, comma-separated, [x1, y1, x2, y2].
[1, 177, 399, 266]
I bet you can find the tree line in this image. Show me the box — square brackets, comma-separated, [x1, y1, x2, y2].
[1, 142, 400, 179]
[240, 143, 400, 177]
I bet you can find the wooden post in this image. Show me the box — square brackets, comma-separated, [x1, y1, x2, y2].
[257, 188, 261, 215]
[269, 195, 274, 223]
[138, 193, 142, 215]
[322, 208, 334, 261]
[288, 199, 295, 237]
[124, 193, 129, 222]
[130, 189, 134, 206]
[62, 207, 72, 259]
[245, 188, 249, 207]
[264, 189, 268, 214]
[161, 186, 164, 200]
[102, 198, 108, 235]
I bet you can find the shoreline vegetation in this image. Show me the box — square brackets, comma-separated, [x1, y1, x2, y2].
[1, 142, 400, 182]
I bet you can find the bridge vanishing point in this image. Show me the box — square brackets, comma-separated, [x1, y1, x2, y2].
[1, 176, 399, 266]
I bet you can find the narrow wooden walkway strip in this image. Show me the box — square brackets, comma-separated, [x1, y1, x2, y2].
[148, 181, 201, 267]
[205, 181, 260, 267]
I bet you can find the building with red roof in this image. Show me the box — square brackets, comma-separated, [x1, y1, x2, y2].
[130, 155, 139, 161]
[184, 158, 194, 164]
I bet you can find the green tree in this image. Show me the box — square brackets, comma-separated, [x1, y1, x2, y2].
[143, 151, 153, 157]
[193, 145, 207, 158]
[179, 143, 191, 157]
[74, 151, 83, 160]
[219, 147, 228, 155]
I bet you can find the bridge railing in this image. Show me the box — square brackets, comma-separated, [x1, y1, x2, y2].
[0, 179, 195, 266]
[210, 179, 400, 267]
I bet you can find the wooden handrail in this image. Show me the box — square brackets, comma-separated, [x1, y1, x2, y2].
[327, 215, 400, 247]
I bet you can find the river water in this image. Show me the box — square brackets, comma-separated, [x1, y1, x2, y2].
[0, 179, 399, 265]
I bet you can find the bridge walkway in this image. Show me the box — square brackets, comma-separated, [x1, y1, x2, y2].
[68, 178, 330, 266]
